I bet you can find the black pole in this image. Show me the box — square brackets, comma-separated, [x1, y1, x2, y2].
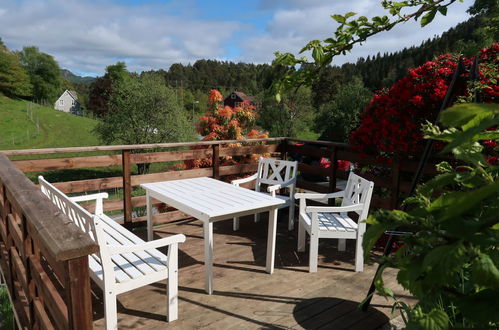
[361, 57, 471, 311]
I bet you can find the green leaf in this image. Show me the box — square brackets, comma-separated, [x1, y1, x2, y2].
[275, 93, 281, 103]
[417, 172, 455, 197]
[362, 217, 390, 259]
[439, 103, 498, 127]
[422, 242, 466, 285]
[428, 181, 499, 222]
[374, 264, 394, 298]
[456, 289, 499, 324]
[473, 253, 499, 289]
[331, 14, 346, 24]
[415, 309, 449, 330]
[421, 8, 437, 27]
[344, 11, 356, 19]
[440, 115, 499, 155]
[437, 6, 447, 16]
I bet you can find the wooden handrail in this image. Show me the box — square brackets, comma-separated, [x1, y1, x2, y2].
[1, 137, 287, 156]
[0, 154, 98, 261]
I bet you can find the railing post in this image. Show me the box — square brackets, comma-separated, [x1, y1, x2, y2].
[280, 138, 288, 160]
[391, 160, 401, 209]
[212, 144, 220, 180]
[122, 149, 133, 229]
[66, 257, 93, 330]
[328, 146, 338, 205]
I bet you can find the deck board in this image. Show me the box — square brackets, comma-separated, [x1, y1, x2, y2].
[92, 214, 415, 329]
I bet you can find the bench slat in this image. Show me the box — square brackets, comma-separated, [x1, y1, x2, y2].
[99, 214, 168, 272]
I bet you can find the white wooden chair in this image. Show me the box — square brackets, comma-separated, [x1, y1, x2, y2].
[232, 157, 298, 231]
[39, 176, 186, 329]
[295, 172, 374, 272]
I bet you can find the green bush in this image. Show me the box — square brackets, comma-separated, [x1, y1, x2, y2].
[363, 103, 499, 329]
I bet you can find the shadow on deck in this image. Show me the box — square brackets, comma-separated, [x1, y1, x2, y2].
[91, 213, 414, 329]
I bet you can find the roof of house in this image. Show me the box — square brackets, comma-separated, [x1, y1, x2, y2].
[229, 91, 254, 102]
[66, 90, 78, 100]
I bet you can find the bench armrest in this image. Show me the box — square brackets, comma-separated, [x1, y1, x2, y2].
[231, 173, 258, 186]
[305, 203, 365, 214]
[107, 234, 186, 255]
[70, 192, 109, 214]
[69, 193, 109, 202]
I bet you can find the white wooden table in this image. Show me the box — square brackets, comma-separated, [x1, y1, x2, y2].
[141, 177, 285, 294]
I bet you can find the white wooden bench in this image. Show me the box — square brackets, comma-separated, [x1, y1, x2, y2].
[38, 176, 186, 330]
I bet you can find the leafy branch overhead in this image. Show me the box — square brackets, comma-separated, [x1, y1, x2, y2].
[272, 0, 462, 98]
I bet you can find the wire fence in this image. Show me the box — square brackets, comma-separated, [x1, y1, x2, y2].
[8, 102, 41, 146]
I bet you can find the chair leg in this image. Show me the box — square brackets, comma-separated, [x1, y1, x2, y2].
[309, 233, 319, 273]
[288, 203, 295, 231]
[354, 237, 364, 272]
[297, 220, 306, 252]
[233, 217, 240, 231]
[167, 273, 179, 321]
[104, 292, 118, 330]
[338, 239, 346, 251]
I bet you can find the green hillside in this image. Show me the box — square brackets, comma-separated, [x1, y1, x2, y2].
[0, 94, 100, 151]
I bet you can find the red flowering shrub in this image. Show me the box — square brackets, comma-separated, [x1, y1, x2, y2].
[185, 89, 268, 169]
[350, 44, 499, 157]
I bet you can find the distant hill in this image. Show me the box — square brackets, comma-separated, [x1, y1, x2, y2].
[0, 94, 99, 150]
[61, 69, 96, 85]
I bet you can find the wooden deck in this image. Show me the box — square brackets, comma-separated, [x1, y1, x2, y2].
[92, 214, 415, 329]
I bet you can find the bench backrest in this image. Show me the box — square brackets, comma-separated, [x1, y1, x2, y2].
[256, 157, 298, 187]
[39, 176, 111, 268]
[341, 172, 374, 220]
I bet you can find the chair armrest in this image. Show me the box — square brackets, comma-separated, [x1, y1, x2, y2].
[267, 177, 297, 193]
[107, 234, 186, 255]
[231, 173, 258, 186]
[295, 191, 345, 200]
[305, 203, 365, 214]
[69, 193, 109, 202]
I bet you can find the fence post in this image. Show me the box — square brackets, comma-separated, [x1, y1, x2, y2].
[280, 138, 288, 160]
[328, 146, 338, 206]
[390, 160, 401, 209]
[66, 257, 93, 330]
[122, 150, 133, 229]
[212, 144, 220, 180]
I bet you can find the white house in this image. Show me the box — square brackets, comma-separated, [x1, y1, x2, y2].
[54, 90, 82, 115]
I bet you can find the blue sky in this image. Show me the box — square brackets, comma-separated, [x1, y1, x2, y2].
[0, 0, 472, 76]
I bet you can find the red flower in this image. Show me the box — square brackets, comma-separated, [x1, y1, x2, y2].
[350, 44, 499, 159]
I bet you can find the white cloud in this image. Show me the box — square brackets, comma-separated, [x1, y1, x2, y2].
[0, 0, 474, 76]
[241, 0, 472, 65]
[0, 0, 243, 75]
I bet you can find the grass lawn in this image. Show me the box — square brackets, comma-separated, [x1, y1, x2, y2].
[0, 94, 99, 151]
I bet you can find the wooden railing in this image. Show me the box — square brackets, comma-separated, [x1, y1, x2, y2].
[0, 137, 444, 328]
[0, 153, 98, 329]
[3, 138, 443, 227]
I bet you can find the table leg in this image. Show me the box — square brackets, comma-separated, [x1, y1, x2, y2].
[146, 191, 153, 241]
[204, 221, 214, 294]
[266, 206, 278, 274]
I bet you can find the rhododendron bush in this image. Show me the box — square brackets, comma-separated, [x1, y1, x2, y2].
[350, 44, 499, 158]
[184, 89, 268, 169]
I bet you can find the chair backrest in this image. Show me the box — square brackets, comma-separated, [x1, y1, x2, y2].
[256, 157, 298, 188]
[341, 172, 374, 220]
